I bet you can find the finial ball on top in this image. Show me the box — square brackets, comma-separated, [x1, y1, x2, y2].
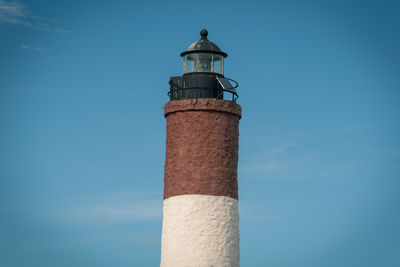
[200, 29, 208, 38]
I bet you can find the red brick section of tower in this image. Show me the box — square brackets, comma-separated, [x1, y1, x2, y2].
[164, 98, 241, 199]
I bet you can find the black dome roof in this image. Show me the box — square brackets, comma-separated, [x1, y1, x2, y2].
[180, 29, 227, 58]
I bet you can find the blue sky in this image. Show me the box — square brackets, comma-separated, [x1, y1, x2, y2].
[1, 0, 399, 266]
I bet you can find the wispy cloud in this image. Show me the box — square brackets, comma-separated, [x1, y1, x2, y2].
[239, 137, 364, 181]
[0, 0, 29, 25]
[332, 124, 375, 134]
[135, 234, 160, 248]
[0, 0, 69, 32]
[59, 192, 163, 226]
[20, 44, 43, 51]
[240, 142, 314, 175]
[259, 142, 296, 159]
[241, 155, 314, 174]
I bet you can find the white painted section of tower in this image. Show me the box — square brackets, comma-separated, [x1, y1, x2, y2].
[160, 194, 239, 267]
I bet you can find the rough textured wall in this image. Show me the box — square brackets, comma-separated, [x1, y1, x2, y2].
[160, 195, 239, 267]
[163, 99, 242, 200]
[161, 98, 242, 267]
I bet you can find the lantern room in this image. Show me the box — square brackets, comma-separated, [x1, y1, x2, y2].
[180, 29, 227, 75]
[169, 29, 238, 101]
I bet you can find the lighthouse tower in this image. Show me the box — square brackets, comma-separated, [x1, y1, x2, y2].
[161, 29, 241, 267]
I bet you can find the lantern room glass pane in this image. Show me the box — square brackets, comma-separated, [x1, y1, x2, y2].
[195, 53, 212, 72]
[183, 53, 224, 75]
[212, 54, 223, 75]
[184, 55, 195, 73]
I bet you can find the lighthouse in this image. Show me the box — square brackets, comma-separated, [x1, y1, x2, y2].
[161, 29, 241, 266]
